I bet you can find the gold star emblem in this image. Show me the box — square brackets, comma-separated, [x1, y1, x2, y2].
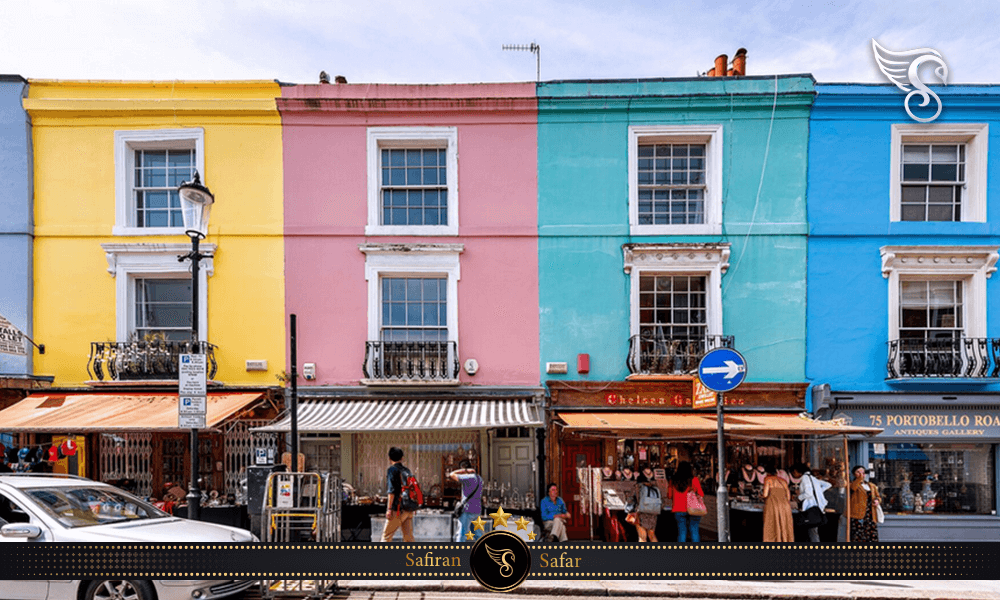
[514, 515, 530, 531]
[471, 515, 486, 532]
[527, 531, 537, 541]
[489, 506, 512, 528]
[465, 530, 475, 541]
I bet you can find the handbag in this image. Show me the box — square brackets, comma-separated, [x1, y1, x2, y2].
[793, 475, 828, 527]
[876, 503, 885, 524]
[637, 484, 662, 514]
[686, 490, 707, 516]
[453, 475, 481, 519]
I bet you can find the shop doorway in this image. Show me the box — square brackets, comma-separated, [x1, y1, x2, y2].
[561, 440, 600, 539]
[494, 436, 533, 496]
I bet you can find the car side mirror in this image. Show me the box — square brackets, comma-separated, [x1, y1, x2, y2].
[1, 523, 42, 539]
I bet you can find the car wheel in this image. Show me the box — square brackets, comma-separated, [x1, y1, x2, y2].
[84, 580, 156, 600]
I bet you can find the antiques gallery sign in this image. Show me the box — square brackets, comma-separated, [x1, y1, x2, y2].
[547, 380, 806, 410]
[836, 409, 1000, 438]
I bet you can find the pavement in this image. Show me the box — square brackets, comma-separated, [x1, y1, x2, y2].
[332, 579, 1000, 599]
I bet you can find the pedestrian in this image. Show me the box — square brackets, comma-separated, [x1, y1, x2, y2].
[540, 482, 570, 543]
[634, 464, 661, 543]
[849, 465, 881, 542]
[381, 446, 416, 542]
[791, 463, 831, 542]
[448, 460, 483, 542]
[761, 461, 794, 542]
[669, 461, 704, 543]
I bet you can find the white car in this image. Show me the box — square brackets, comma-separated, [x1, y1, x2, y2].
[0, 473, 258, 600]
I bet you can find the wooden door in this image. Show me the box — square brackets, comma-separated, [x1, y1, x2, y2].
[561, 441, 600, 539]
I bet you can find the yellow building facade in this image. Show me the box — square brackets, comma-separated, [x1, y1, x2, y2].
[26, 80, 285, 387]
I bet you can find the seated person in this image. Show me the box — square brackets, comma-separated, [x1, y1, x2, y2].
[540, 482, 570, 543]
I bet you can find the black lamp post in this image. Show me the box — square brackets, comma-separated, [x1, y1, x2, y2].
[177, 171, 214, 522]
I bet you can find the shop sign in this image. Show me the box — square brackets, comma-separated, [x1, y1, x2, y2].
[548, 380, 805, 409]
[0, 314, 26, 356]
[692, 379, 716, 409]
[835, 409, 1000, 438]
[604, 392, 748, 408]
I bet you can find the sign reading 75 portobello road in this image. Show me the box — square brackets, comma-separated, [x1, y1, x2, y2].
[697, 347, 747, 393]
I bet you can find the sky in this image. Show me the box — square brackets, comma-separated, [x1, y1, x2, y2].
[1, 0, 998, 85]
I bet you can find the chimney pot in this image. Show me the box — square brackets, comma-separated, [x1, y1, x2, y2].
[733, 48, 747, 76]
[319, 71, 331, 84]
[707, 68, 716, 77]
[335, 75, 348, 84]
[714, 54, 728, 77]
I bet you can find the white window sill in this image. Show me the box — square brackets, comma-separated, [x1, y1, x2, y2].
[113, 226, 190, 237]
[365, 225, 459, 236]
[630, 224, 721, 236]
[360, 378, 461, 387]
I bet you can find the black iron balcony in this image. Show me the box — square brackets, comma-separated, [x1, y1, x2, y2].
[627, 333, 734, 375]
[363, 340, 459, 383]
[88, 340, 218, 382]
[887, 338, 1000, 380]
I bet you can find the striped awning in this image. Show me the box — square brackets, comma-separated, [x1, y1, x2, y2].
[253, 398, 543, 433]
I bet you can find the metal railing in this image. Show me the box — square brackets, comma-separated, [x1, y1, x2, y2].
[88, 340, 218, 381]
[627, 334, 734, 375]
[887, 337, 1000, 379]
[362, 340, 459, 382]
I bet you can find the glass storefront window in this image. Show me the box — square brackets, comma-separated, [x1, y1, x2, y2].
[869, 443, 996, 515]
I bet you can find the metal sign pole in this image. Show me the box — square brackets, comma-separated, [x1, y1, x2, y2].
[716, 391, 728, 543]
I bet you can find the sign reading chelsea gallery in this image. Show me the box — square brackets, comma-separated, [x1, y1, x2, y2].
[836, 409, 1000, 438]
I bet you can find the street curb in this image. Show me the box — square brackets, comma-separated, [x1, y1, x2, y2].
[333, 580, 996, 599]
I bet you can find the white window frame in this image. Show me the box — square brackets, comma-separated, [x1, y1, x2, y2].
[366, 127, 459, 236]
[114, 128, 205, 236]
[890, 124, 988, 223]
[881, 245, 998, 342]
[360, 244, 463, 343]
[102, 243, 214, 342]
[628, 124, 723, 235]
[623, 244, 730, 338]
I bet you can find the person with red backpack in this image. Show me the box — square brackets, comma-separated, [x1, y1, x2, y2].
[381, 446, 418, 542]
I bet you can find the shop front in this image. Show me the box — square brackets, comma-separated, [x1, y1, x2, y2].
[819, 390, 1000, 541]
[0, 389, 280, 509]
[547, 380, 878, 541]
[252, 388, 545, 541]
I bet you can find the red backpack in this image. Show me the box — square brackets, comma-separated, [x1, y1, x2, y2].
[398, 466, 423, 511]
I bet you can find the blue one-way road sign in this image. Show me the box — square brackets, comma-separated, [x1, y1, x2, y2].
[697, 347, 747, 393]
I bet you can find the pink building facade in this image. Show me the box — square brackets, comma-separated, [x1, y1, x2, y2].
[267, 83, 542, 524]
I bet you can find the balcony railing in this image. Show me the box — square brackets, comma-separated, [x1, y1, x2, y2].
[626, 334, 735, 375]
[88, 340, 218, 382]
[887, 338, 1000, 380]
[363, 340, 459, 383]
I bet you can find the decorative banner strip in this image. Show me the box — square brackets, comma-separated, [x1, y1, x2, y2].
[0, 543, 998, 579]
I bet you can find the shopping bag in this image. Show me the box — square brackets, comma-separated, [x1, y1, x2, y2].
[686, 490, 707, 516]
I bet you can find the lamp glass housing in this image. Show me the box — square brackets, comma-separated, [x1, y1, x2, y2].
[178, 174, 215, 237]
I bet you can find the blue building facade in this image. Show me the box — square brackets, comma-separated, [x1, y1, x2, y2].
[0, 76, 35, 391]
[808, 84, 1000, 540]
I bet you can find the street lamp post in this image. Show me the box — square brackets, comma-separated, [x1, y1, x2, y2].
[178, 172, 214, 522]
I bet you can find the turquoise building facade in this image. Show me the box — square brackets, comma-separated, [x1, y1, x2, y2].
[536, 75, 816, 540]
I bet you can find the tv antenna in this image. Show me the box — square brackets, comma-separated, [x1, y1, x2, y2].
[503, 43, 540, 81]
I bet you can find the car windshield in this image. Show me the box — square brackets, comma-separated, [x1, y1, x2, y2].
[24, 486, 170, 528]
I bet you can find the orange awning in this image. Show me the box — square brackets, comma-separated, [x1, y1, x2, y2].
[0, 392, 264, 432]
[556, 411, 881, 438]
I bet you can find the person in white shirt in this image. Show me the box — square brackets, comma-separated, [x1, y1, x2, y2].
[791, 463, 831, 542]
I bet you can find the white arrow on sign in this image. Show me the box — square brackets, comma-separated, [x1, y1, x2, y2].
[702, 360, 746, 379]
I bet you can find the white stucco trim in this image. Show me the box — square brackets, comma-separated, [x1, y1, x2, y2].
[628, 124, 723, 236]
[101, 243, 214, 342]
[889, 123, 988, 223]
[113, 128, 205, 235]
[360, 244, 463, 342]
[623, 243, 730, 338]
[366, 127, 459, 236]
[881, 245, 998, 340]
